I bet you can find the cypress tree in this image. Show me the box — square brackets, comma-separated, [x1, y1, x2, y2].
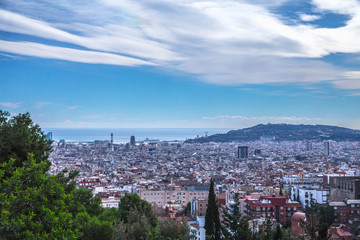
[273, 224, 283, 240]
[204, 179, 221, 240]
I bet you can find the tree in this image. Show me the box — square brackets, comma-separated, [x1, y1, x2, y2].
[0, 154, 81, 239]
[0, 111, 113, 240]
[273, 224, 283, 240]
[0, 110, 52, 173]
[221, 193, 251, 240]
[118, 193, 157, 228]
[182, 202, 192, 217]
[157, 219, 190, 240]
[279, 186, 283, 196]
[204, 179, 222, 240]
[302, 198, 334, 240]
[112, 193, 158, 240]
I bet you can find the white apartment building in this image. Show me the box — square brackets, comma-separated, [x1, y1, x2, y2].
[291, 186, 329, 206]
[138, 185, 209, 207]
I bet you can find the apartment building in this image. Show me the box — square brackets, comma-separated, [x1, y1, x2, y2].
[245, 195, 302, 225]
[138, 185, 209, 207]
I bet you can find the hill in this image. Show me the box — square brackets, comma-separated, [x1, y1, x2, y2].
[185, 123, 360, 143]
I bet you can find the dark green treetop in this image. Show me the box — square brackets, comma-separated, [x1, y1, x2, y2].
[204, 179, 222, 240]
[0, 110, 52, 172]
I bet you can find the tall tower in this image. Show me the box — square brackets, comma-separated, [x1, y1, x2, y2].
[237, 146, 249, 160]
[130, 136, 136, 146]
[324, 141, 330, 156]
[111, 133, 113, 145]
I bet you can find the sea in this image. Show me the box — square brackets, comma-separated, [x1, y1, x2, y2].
[42, 128, 231, 143]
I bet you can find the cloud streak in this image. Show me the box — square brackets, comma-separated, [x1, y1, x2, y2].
[1, 1, 360, 88]
[0, 102, 22, 108]
[35, 102, 52, 108]
[0, 40, 156, 66]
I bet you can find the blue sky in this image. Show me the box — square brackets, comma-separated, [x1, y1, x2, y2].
[1, 0, 360, 129]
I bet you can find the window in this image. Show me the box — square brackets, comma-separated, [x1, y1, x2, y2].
[352, 204, 355, 208]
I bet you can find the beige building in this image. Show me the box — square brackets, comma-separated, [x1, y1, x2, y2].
[138, 185, 209, 207]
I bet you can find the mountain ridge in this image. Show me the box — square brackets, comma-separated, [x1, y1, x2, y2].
[184, 123, 360, 143]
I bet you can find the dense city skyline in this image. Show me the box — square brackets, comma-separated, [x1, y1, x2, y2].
[1, 0, 360, 129]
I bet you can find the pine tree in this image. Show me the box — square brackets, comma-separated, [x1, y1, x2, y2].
[273, 224, 283, 240]
[222, 193, 251, 240]
[204, 179, 221, 240]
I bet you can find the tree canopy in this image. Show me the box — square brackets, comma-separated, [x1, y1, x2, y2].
[0, 110, 52, 172]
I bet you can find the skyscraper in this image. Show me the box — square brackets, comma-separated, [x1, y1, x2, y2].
[130, 136, 136, 146]
[111, 133, 113, 145]
[237, 146, 249, 160]
[324, 141, 330, 156]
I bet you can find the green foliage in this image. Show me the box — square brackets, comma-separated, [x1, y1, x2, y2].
[204, 179, 221, 240]
[221, 193, 251, 240]
[0, 111, 112, 239]
[157, 219, 190, 240]
[273, 225, 283, 240]
[302, 199, 334, 240]
[0, 154, 81, 239]
[118, 193, 157, 228]
[112, 193, 158, 240]
[181, 202, 191, 217]
[0, 110, 52, 174]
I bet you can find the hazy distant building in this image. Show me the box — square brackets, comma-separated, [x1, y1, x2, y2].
[238, 146, 249, 160]
[324, 141, 330, 156]
[306, 141, 312, 151]
[130, 136, 136, 146]
[111, 133, 113, 145]
[46, 132, 53, 141]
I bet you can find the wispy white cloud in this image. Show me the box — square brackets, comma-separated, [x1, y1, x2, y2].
[63, 120, 73, 125]
[82, 114, 102, 119]
[67, 106, 79, 110]
[35, 101, 52, 108]
[0, 102, 22, 108]
[299, 14, 322, 22]
[0, 40, 156, 66]
[1, 0, 360, 88]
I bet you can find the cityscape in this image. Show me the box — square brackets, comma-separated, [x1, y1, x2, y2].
[46, 129, 360, 239]
[1, 0, 360, 239]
